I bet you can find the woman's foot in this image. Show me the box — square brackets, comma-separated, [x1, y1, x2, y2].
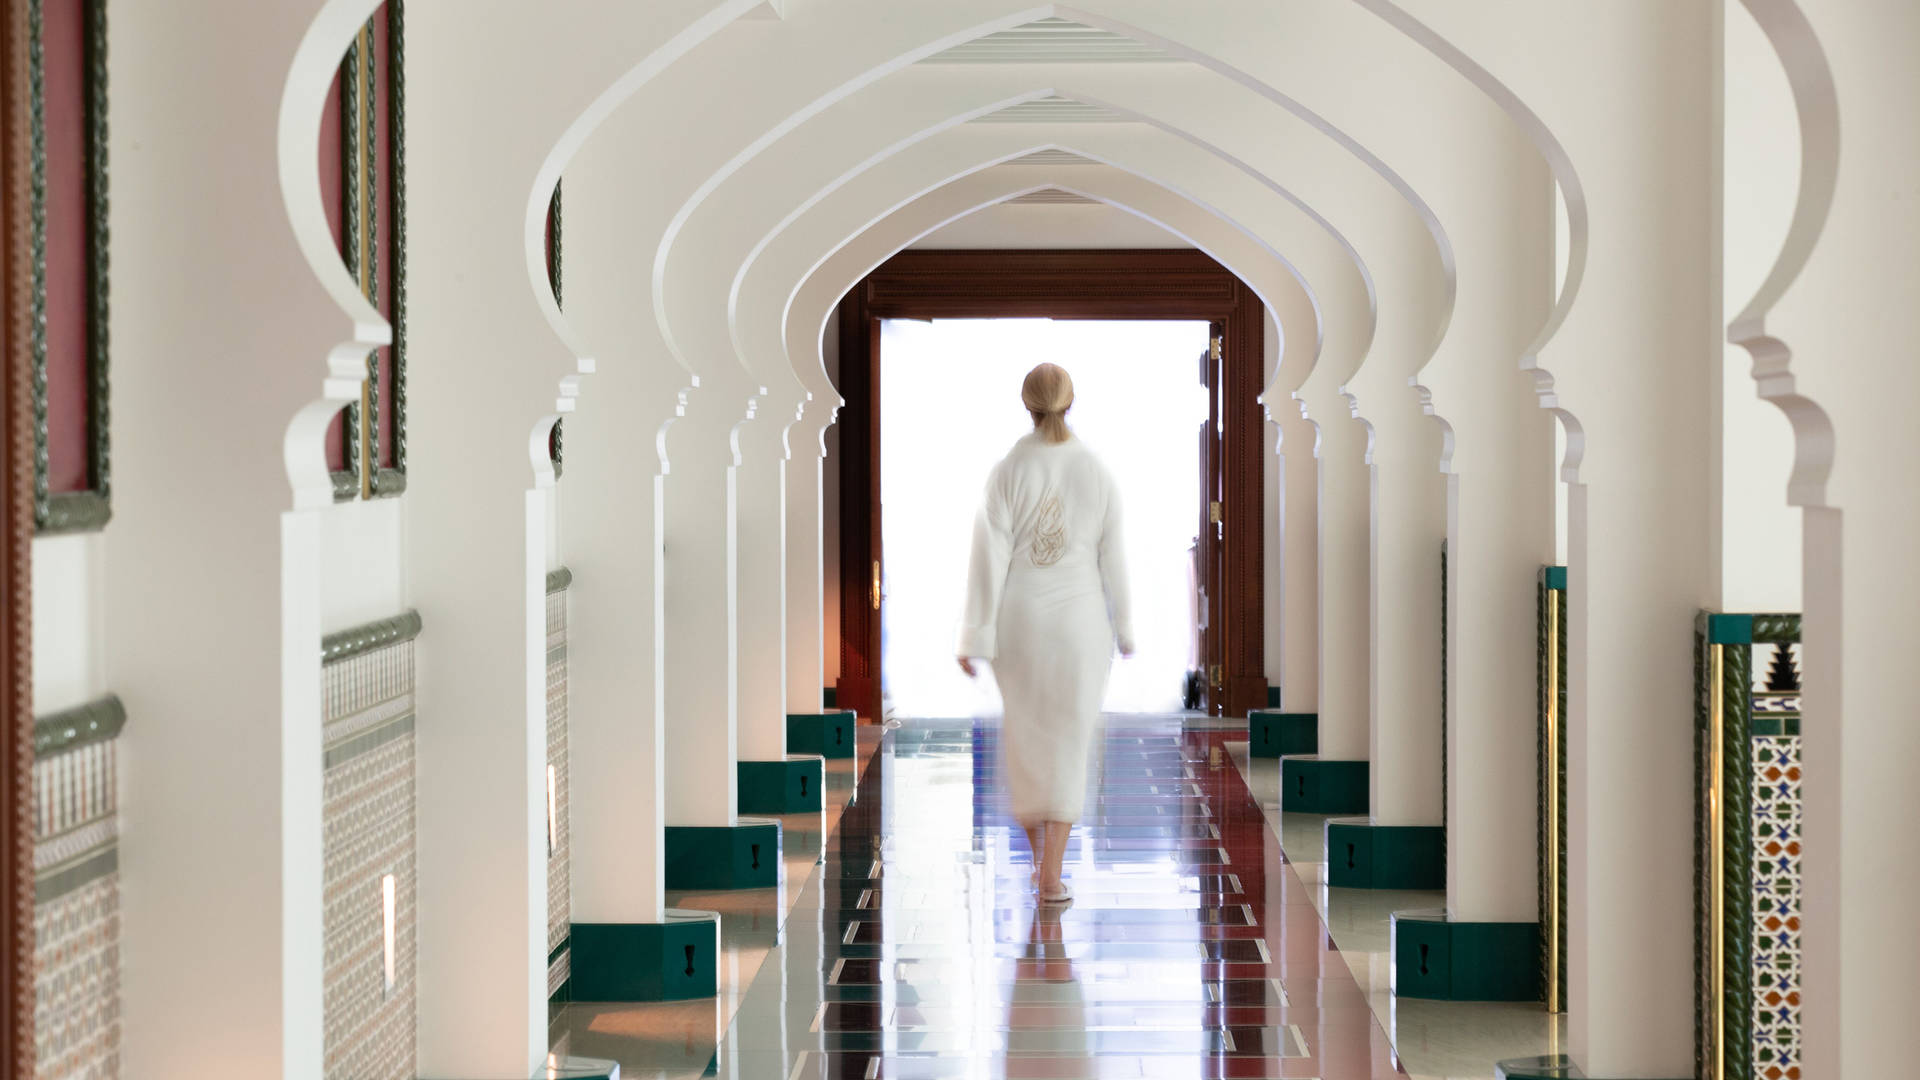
[1039, 880, 1072, 905]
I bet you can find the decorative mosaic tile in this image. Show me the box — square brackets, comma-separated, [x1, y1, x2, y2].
[547, 586, 571, 958]
[33, 722, 122, 1080]
[323, 638, 417, 1080]
[33, 871, 120, 1079]
[1750, 734, 1802, 1080]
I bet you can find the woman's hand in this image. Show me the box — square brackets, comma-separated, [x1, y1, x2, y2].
[958, 656, 977, 678]
[1117, 636, 1137, 659]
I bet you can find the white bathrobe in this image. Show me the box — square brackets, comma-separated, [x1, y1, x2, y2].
[959, 432, 1133, 824]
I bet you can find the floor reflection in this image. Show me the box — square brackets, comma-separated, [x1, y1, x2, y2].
[555, 718, 1417, 1079]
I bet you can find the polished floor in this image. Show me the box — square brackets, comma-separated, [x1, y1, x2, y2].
[553, 717, 1559, 1078]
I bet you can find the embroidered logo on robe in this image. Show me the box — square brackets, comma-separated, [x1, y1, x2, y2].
[1031, 493, 1068, 566]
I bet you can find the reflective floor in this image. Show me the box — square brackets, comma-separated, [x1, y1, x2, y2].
[555, 717, 1554, 1078]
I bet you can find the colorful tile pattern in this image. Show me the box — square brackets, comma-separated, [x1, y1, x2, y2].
[322, 637, 417, 1080]
[32, 729, 121, 1079]
[547, 584, 571, 970]
[1751, 734, 1801, 1080]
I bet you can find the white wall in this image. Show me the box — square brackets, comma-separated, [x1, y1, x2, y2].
[909, 201, 1193, 250]
[1720, 5, 1801, 613]
[30, 534, 106, 714]
[319, 497, 408, 633]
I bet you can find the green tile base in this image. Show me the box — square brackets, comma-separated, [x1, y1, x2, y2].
[1494, 1054, 1681, 1080]
[1266, 686, 1282, 708]
[1279, 756, 1368, 814]
[1325, 819, 1445, 890]
[1391, 911, 1539, 1000]
[567, 910, 719, 1002]
[1249, 711, 1317, 758]
[738, 755, 825, 814]
[664, 820, 781, 890]
[823, 686, 838, 709]
[787, 710, 856, 759]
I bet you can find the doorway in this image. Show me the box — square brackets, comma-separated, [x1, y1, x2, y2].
[833, 249, 1270, 723]
[878, 317, 1211, 718]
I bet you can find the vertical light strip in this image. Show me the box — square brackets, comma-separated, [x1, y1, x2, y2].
[381, 872, 397, 998]
[547, 763, 559, 857]
[1709, 642, 1726, 1080]
[1545, 588, 1560, 1014]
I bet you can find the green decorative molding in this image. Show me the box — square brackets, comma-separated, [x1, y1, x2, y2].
[822, 686, 837, 709]
[568, 910, 718, 1002]
[35, 843, 115, 904]
[1279, 756, 1367, 814]
[1248, 711, 1315, 758]
[33, 693, 125, 758]
[546, 566, 573, 594]
[30, 0, 113, 534]
[1325, 819, 1444, 890]
[665, 820, 781, 890]
[320, 610, 422, 664]
[1265, 686, 1281, 708]
[1541, 566, 1567, 591]
[739, 756, 824, 814]
[1392, 912, 1539, 1001]
[788, 710, 856, 760]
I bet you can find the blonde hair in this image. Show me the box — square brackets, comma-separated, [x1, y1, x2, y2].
[1021, 362, 1075, 444]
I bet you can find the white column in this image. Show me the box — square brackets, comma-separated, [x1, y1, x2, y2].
[1299, 395, 1369, 764]
[784, 411, 831, 713]
[1392, 4, 1719, 1072]
[1743, 2, 1920, 1074]
[1412, 113, 1557, 923]
[1357, 385, 1446, 826]
[663, 409, 743, 827]
[557, 129, 685, 929]
[735, 412, 793, 761]
[1273, 405, 1319, 712]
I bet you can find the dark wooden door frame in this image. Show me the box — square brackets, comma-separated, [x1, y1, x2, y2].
[3, 0, 35, 1070]
[834, 249, 1268, 722]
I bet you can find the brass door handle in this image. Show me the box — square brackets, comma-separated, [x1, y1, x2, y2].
[872, 560, 882, 610]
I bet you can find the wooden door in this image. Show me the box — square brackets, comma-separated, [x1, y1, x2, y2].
[1199, 324, 1229, 713]
[834, 302, 884, 722]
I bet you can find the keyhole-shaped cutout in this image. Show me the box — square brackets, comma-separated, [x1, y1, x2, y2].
[799, 775, 808, 798]
[1345, 843, 1356, 870]
[1261, 727, 1270, 747]
[1418, 943, 1431, 976]
[1297, 775, 1306, 798]
[750, 843, 761, 870]
[833, 727, 843, 747]
[683, 944, 696, 977]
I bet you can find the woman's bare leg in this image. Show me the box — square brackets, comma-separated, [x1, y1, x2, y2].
[1022, 820, 1044, 888]
[1039, 820, 1072, 896]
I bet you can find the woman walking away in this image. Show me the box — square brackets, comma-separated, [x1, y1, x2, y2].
[957, 363, 1134, 905]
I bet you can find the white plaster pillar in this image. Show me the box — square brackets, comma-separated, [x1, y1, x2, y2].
[1741, 3, 1920, 1074]
[661, 410, 744, 827]
[735, 415, 793, 761]
[1408, 112, 1557, 924]
[558, 128, 689, 929]
[1393, 3, 1720, 1072]
[1272, 403, 1319, 712]
[108, 5, 345, 1074]
[783, 406, 832, 713]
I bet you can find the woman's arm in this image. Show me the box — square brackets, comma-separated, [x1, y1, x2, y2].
[957, 471, 1012, 661]
[1098, 479, 1135, 656]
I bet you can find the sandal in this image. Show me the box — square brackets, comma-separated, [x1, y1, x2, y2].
[1039, 882, 1073, 905]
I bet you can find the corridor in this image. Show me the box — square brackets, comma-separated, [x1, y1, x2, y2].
[556, 716, 1528, 1079]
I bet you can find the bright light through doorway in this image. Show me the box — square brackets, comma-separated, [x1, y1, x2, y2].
[880, 318, 1211, 718]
